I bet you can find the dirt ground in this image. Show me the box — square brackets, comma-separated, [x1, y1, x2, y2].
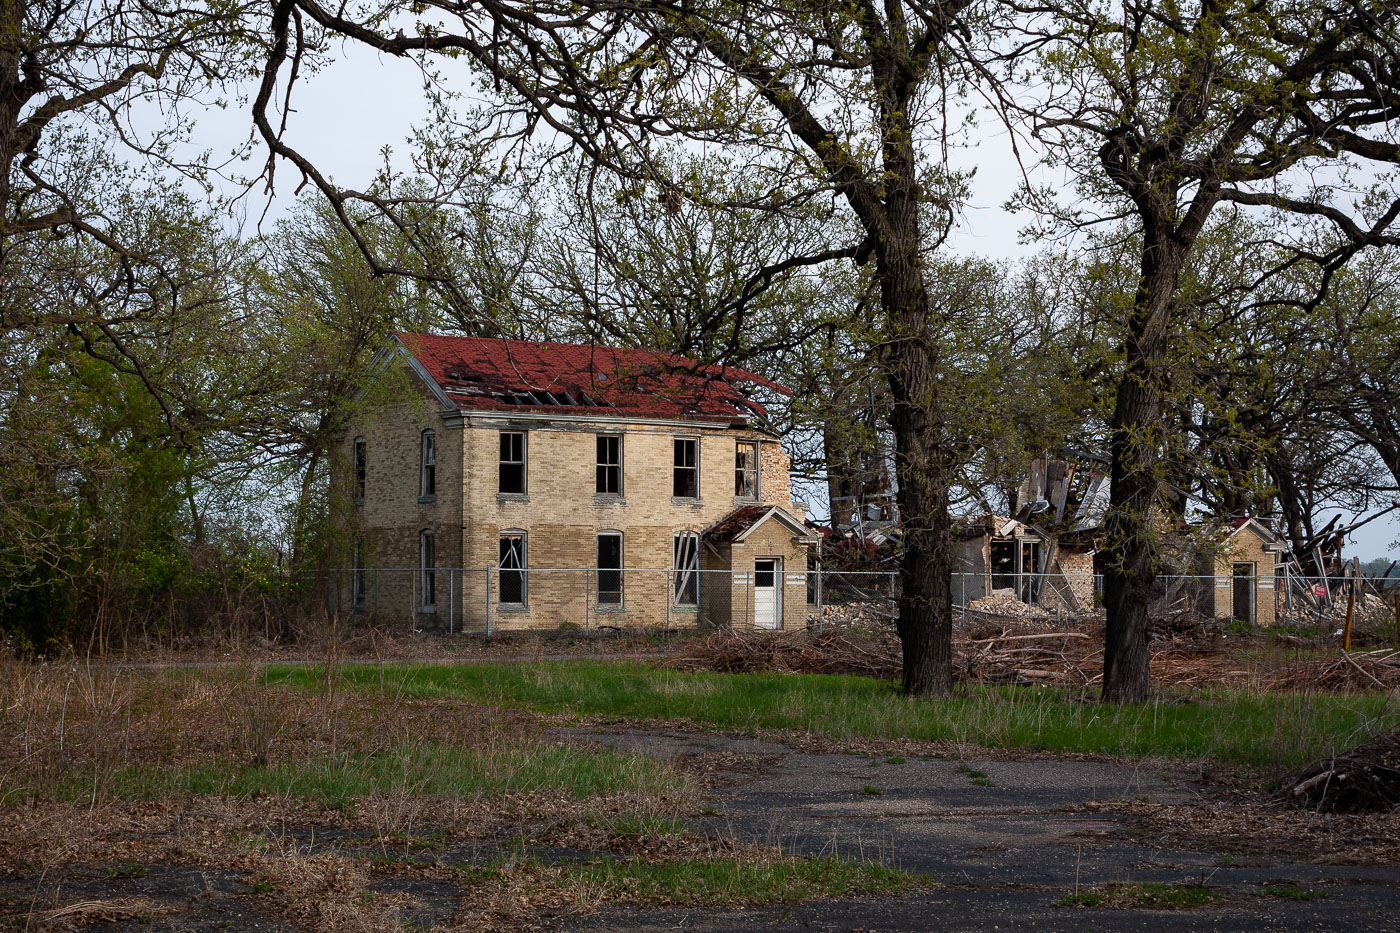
[6, 717, 1399, 931]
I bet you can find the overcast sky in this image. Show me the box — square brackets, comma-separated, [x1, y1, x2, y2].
[164, 45, 1398, 560]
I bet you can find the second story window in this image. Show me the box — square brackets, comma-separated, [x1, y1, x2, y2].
[673, 437, 699, 499]
[596, 435, 622, 495]
[735, 441, 759, 499]
[353, 437, 366, 501]
[420, 430, 436, 497]
[499, 431, 526, 494]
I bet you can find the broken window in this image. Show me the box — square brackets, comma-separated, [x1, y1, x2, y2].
[596, 532, 622, 605]
[498, 533, 526, 605]
[596, 435, 622, 495]
[673, 533, 699, 607]
[419, 530, 436, 608]
[420, 430, 436, 497]
[352, 540, 366, 608]
[499, 431, 526, 494]
[353, 437, 366, 501]
[673, 437, 699, 499]
[735, 441, 758, 499]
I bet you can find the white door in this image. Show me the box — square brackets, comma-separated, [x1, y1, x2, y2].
[754, 559, 782, 629]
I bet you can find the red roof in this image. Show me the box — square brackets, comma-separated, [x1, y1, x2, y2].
[703, 505, 773, 542]
[396, 332, 787, 424]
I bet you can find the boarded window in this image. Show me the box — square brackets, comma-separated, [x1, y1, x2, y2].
[419, 530, 436, 608]
[597, 532, 623, 605]
[735, 441, 758, 498]
[673, 438, 699, 498]
[673, 533, 699, 607]
[420, 430, 436, 496]
[499, 534, 526, 604]
[499, 432, 526, 494]
[596, 435, 622, 495]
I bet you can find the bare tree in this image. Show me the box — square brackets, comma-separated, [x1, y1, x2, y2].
[1002, 0, 1400, 700]
[256, 0, 991, 694]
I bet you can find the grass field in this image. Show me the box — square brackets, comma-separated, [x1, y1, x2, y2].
[269, 659, 1400, 772]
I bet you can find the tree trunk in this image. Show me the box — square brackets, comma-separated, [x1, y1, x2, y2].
[881, 255, 954, 697]
[1102, 233, 1183, 703]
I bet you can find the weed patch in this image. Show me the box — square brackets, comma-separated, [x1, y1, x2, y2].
[272, 661, 1400, 770]
[1054, 882, 1221, 910]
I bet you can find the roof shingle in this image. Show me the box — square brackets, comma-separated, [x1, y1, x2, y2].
[396, 332, 787, 424]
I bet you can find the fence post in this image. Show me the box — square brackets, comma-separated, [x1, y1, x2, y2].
[816, 565, 823, 633]
[1344, 573, 1356, 651]
[665, 569, 671, 636]
[485, 569, 493, 639]
[1394, 591, 1399, 646]
[585, 569, 591, 634]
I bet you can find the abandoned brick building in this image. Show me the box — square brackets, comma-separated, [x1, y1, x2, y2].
[336, 332, 816, 631]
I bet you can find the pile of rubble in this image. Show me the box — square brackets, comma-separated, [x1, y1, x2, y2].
[1280, 726, 1400, 813]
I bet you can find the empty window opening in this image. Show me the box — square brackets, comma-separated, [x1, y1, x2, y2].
[735, 441, 759, 498]
[597, 532, 623, 606]
[1232, 562, 1255, 623]
[499, 432, 526, 494]
[673, 533, 699, 607]
[419, 530, 436, 608]
[353, 437, 366, 501]
[352, 541, 366, 608]
[420, 430, 436, 496]
[499, 534, 526, 604]
[596, 435, 622, 495]
[673, 438, 699, 498]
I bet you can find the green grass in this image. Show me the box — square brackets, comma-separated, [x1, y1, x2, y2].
[54, 741, 682, 808]
[268, 660, 1400, 770]
[559, 855, 923, 904]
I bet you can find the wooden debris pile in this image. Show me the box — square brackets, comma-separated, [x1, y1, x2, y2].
[1267, 649, 1400, 691]
[663, 628, 901, 678]
[1279, 727, 1400, 813]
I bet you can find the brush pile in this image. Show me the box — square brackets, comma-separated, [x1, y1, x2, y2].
[1268, 649, 1400, 691]
[1279, 727, 1400, 813]
[664, 627, 901, 678]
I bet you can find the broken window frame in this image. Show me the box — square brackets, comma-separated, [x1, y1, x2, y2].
[499, 431, 527, 494]
[353, 437, 366, 502]
[596, 531, 623, 606]
[420, 429, 436, 497]
[596, 435, 622, 496]
[352, 540, 366, 608]
[673, 532, 700, 607]
[419, 529, 436, 609]
[498, 533, 527, 605]
[673, 437, 699, 499]
[734, 441, 759, 499]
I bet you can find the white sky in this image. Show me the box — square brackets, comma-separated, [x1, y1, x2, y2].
[158, 47, 1399, 560]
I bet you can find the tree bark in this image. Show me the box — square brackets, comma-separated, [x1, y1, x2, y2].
[1102, 231, 1183, 703]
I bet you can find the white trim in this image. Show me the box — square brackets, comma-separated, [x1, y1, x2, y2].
[391, 335, 457, 409]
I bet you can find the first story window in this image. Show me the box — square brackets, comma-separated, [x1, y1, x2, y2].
[673, 437, 699, 498]
[420, 430, 436, 496]
[735, 441, 758, 499]
[596, 435, 622, 495]
[419, 530, 436, 608]
[351, 541, 366, 607]
[596, 532, 623, 606]
[673, 532, 699, 607]
[499, 533, 527, 604]
[499, 431, 526, 494]
[353, 437, 366, 501]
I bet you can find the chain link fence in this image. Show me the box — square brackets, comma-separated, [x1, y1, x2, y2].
[304, 567, 1400, 637]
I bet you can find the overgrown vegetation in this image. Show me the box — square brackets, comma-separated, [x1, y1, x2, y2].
[270, 661, 1400, 772]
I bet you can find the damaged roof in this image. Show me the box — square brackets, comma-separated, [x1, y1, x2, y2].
[394, 332, 788, 425]
[704, 505, 817, 544]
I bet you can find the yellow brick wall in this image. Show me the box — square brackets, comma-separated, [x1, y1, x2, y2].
[334, 363, 811, 630]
